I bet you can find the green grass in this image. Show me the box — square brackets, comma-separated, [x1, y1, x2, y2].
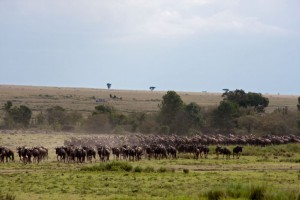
[1, 131, 300, 199]
[0, 155, 300, 200]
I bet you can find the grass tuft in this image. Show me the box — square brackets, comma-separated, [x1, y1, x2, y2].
[81, 161, 133, 172]
[207, 189, 225, 200]
[133, 166, 143, 173]
[249, 186, 265, 200]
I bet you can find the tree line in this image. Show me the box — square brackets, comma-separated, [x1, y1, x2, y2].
[1, 89, 300, 135]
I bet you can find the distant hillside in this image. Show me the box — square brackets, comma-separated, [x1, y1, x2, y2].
[0, 85, 298, 117]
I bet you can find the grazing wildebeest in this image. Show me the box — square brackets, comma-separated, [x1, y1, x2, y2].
[111, 147, 121, 160]
[134, 146, 143, 161]
[193, 146, 200, 159]
[97, 146, 110, 162]
[167, 146, 177, 159]
[154, 145, 168, 160]
[16, 146, 33, 164]
[83, 146, 96, 162]
[75, 147, 87, 163]
[215, 146, 231, 159]
[233, 146, 243, 159]
[199, 145, 209, 159]
[0, 146, 14, 163]
[144, 145, 155, 160]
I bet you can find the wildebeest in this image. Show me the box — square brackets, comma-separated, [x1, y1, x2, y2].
[233, 146, 243, 159]
[74, 147, 87, 163]
[199, 145, 209, 159]
[55, 146, 67, 162]
[111, 147, 121, 160]
[0, 146, 14, 163]
[83, 146, 96, 162]
[17, 146, 32, 164]
[167, 146, 177, 159]
[97, 146, 110, 162]
[215, 146, 231, 159]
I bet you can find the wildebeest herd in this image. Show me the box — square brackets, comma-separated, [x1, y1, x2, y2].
[1, 133, 299, 164]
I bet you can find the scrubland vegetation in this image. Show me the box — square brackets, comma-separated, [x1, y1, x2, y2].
[0, 85, 299, 136]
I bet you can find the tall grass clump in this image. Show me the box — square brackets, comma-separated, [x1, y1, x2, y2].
[249, 186, 265, 200]
[81, 161, 133, 172]
[133, 166, 143, 173]
[207, 189, 225, 200]
[143, 166, 155, 173]
[0, 192, 16, 200]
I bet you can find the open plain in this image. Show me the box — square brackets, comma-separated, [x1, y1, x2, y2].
[1, 131, 300, 200]
[0, 85, 300, 199]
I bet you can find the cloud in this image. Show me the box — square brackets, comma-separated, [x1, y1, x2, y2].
[0, 0, 293, 41]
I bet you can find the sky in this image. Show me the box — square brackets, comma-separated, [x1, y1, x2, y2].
[0, 0, 299, 94]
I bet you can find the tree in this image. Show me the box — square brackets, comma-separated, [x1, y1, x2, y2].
[297, 97, 300, 111]
[184, 102, 204, 128]
[238, 115, 259, 133]
[222, 89, 247, 107]
[212, 100, 239, 130]
[222, 89, 269, 112]
[3, 101, 12, 112]
[159, 91, 184, 126]
[46, 106, 66, 125]
[3, 103, 32, 127]
[149, 86, 156, 91]
[107, 83, 112, 89]
[93, 105, 114, 115]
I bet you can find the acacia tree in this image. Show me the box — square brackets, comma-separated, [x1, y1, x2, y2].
[159, 91, 184, 130]
[222, 89, 269, 112]
[212, 100, 239, 131]
[3, 101, 32, 127]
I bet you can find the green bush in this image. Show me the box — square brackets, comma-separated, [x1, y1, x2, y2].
[81, 161, 133, 172]
[157, 167, 167, 173]
[143, 166, 155, 173]
[133, 166, 143, 173]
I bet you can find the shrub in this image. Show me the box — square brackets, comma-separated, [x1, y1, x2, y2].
[133, 166, 143, 173]
[183, 169, 189, 174]
[157, 167, 167, 173]
[143, 166, 155, 173]
[81, 161, 133, 172]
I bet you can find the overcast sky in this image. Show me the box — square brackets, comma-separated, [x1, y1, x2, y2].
[0, 0, 299, 94]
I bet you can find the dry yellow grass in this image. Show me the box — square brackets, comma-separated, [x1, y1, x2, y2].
[0, 85, 298, 117]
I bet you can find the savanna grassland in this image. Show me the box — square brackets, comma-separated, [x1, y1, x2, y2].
[0, 85, 300, 200]
[0, 85, 298, 116]
[1, 131, 300, 200]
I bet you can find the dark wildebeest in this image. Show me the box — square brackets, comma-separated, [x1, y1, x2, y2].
[75, 147, 87, 163]
[134, 146, 143, 161]
[154, 145, 168, 160]
[215, 146, 231, 159]
[97, 146, 110, 162]
[83, 146, 96, 162]
[199, 145, 209, 159]
[233, 146, 243, 159]
[111, 147, 121, 160]
[167, 146, 177, 159]
[0, 146, 14, 163]
[144, 145, 155, 160]
[55, 147, 67, 162]
[16, 146, 32, 164]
